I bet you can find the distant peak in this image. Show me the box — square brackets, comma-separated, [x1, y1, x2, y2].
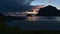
[47, 5, 55, 7]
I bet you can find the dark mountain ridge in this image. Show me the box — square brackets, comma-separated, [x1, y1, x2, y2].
[36, 5, 59, 16]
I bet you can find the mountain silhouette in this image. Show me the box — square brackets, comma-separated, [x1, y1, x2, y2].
[36, 5, 58, 16]
[0, 13, 25, 23]
[58, 10, 60, 16]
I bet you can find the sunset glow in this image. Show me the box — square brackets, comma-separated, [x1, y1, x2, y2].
[26, 11, 38, 15]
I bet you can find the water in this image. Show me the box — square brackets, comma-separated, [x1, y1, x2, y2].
[6, 16, 60, 31]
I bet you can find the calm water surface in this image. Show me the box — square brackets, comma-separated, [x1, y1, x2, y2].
[6, 16, 60, 31]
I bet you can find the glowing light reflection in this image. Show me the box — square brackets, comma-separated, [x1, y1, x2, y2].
[26, 16, 39, 21]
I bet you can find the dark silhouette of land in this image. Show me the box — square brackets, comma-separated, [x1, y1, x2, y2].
[0, 13, 26, 34]
[36, 5, 59, 16]
[0, 13, 25, 23]
[58, 10, 60, 16]
[27, 14, 32, 16]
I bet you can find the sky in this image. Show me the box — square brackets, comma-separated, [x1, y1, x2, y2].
[0, 0, 34, 13]
[0, 0, 60, 13]
[30, 0, 60, 9]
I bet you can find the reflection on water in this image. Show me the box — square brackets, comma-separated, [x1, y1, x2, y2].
[55, 17, 60, 21]
[6, 16, 60, 30]
[26, 16, 40, 21]
[26, 16, 60, 21]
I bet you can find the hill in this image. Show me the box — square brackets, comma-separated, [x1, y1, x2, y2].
[36, 5, 59, 16]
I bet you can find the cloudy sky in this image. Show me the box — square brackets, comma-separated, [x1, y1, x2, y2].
[0, 0, 60, 13]
[0, 0, 34, 13]
[30, 0, 60, 9]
